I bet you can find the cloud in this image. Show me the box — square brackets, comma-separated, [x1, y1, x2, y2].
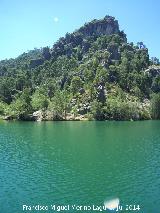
[54, 17, 59, 23]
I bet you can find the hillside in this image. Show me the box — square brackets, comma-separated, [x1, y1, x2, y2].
[0, 15, 160, 121]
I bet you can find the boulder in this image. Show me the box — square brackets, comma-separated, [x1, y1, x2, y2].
[33, 110, 43, 121]
[3, 115, 15, 120]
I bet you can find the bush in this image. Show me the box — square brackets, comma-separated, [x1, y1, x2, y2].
[31, 92, 49, 111]
[90, 101, 105, 120]
[105, 98, 140, 120]
[151, 93, 160, 119]
[0, 102, 6, 115]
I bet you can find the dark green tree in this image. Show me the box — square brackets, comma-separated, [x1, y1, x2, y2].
[151, 93, 160, 119]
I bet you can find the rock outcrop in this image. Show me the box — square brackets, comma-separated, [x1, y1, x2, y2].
[50, 15, 126, 58]
[78, 16, 119, 37]
[32, 109, 89, 121]
[145, 65, 160, 77]
[145, 66, 160, 92]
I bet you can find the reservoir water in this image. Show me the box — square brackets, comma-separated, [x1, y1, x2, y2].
[0, 121, 160, 212]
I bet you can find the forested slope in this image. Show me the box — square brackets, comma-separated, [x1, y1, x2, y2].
[0, 15, 160, 121]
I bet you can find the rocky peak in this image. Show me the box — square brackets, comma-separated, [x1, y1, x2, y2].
[50, 15, 125, 59]
[77, 15, 120, 37]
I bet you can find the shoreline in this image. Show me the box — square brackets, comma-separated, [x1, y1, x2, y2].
[1, 116, 153, 122]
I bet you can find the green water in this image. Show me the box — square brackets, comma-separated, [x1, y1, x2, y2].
[0, 121, 160, 213]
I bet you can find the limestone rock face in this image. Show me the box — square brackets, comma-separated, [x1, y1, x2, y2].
[145, 66, 160, 78]
[33, 110, 43, 121]
[78, 16, 119, 37]
[50, 15, 124, 58]
[145, 66, 160, 92]
[32, 110, 64, 121]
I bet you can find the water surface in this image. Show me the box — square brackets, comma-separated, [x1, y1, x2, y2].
[0, 121, 160, 212]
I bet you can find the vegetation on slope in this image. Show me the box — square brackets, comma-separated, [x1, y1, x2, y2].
[0, 15, 160, 121]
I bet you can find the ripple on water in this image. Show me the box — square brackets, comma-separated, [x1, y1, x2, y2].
[0, 121, 160, 212]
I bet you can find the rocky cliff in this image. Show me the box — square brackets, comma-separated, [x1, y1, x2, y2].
[145, 65, 160, 77]
[78, 15, 120, 37]
[51, 15, 126, 58]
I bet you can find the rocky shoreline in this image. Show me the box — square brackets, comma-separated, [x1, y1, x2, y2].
[2, 110, 89, 122]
